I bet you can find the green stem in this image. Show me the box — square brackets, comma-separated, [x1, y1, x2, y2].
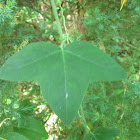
[80, 105, 89, 133]
[79, 106, 97, 139]
[50, 0, 63, 42]
[59, 2, 69, 44]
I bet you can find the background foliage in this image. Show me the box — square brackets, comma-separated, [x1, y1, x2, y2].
[0, 0, 139, 139]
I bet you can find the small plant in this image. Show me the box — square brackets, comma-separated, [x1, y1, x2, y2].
[0, 0, 128, 139]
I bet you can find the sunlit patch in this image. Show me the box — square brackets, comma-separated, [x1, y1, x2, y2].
[37, 105, 46, 113]
[45, 114, 58, 139]
[66, 92, 68, 99]
[32, 100, 36, 103]
[23, 92, 28, 95]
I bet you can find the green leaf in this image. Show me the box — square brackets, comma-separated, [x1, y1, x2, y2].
[0, 41, 127, 125]
[84, 132, 96, 140]
[5, 132, 29, 140]
[13, 116, 48, 140]
[2, 117, 48, 140]
[19, 99, 36, 115]
[94, 127, 120, 140]
[84, 127, 120, 140]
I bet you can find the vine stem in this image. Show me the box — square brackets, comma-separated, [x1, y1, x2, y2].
[50, 0, 63, 42]
[0, 137, 6, 140]
[79, 106, 97, 139]
[79, 105, 89, 133]
[0, 118, 10, 127]
[58, 1, 69, 44]
[0, 118, 10, 140]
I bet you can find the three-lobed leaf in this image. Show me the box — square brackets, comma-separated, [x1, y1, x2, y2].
[0, 41, 127, 125]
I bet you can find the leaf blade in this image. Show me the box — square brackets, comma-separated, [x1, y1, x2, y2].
[14, 116, 48, 140]
[0, 41, 127, 125]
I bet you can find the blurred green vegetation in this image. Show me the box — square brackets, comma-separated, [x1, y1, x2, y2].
[0, 0, 139, 139]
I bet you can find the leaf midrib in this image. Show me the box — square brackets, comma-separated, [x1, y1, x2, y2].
[62, 49, 67, 122]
